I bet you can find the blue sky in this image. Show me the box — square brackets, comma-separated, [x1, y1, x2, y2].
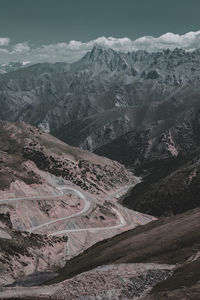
[0, 0, 199, 63]
[0, 0, 200, 44]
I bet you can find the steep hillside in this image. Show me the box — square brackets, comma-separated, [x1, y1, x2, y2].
[0, 120, 133, 194]
[145, 258, 200, 300]
[95, 88, 200, 166]
[0, 228, 67, 286]
[122, 148, 200, 216]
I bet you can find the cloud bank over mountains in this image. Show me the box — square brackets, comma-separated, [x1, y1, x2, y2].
[0, 37, 10, 46]
[0, 31, 200, 64]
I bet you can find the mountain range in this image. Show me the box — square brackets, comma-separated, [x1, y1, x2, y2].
[0, 45, 200, 299]
[1, 45, 200, 154]
[0, 61, 31, 74]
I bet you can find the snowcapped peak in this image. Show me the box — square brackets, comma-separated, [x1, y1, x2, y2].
[22, 61, 30, 66]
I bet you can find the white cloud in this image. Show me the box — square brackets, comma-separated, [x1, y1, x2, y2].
[12, 42, 30, 53]
[0, 31, 200, 64]
[0, 48, 9, 53]
[133, 31, 200, 51]
[0, 37, 10, 46]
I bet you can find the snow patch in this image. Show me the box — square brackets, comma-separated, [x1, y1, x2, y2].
[22, 61, 30, 66]
[38, 121, 50, 133]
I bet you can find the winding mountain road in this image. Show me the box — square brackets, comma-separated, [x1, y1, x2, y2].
[0, 186, 92, 233]
[50, 183, 148, 236]
[0, 180, 147, 236]
[0, 194, 62, 203]
[27, 187, 91, 233]
[50, 206, 126, 236]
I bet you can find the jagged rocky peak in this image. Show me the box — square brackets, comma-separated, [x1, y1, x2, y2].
[127, 49, 151, 61]
[87, 44, 116, 60]
[172, 47, 186, 56]
[81, 44, 129, 72]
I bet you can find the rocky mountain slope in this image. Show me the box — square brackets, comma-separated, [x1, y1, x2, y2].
[0, 120, 133, 194]
[0, 228, 67, 286]
[122, 146, 200, 216]
[95, 89, 200, 165]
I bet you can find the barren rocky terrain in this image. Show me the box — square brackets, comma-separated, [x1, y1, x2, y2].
[0, 120, 155, 293]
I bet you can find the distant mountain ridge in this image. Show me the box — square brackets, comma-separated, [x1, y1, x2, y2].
[0, 61, 31, 74]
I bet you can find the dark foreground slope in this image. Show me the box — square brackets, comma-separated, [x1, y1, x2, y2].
[145, 258, 200, 300]
[46, 208, 200, 285]
[123, 149, 200, 217]
[0, 209, 199, 299]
